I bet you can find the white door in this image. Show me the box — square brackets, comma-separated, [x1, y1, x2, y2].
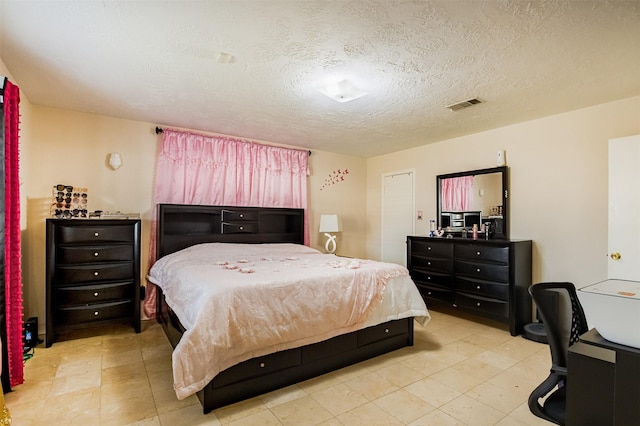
[608, 135, 640, 280]
[382, 170, 414, 266]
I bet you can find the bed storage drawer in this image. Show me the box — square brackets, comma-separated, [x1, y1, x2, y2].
[213, 348, 302, 387]
[358, 319, 410, 346]
[302, 333, 357, 363]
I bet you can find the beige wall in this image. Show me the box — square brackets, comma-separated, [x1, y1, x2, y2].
[24, 107, 158, 326]
[308, 151, 367, 258]
[366, 95, 640, 289]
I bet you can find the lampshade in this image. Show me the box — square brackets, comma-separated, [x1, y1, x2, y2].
[319, 214, 340, 233]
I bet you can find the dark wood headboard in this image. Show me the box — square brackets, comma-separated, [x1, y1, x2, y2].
[156, 204, 305, 258]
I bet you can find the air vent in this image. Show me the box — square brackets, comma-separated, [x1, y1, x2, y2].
[446, 98, 483, 112]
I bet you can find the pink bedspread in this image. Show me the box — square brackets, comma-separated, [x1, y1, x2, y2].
[147, 243, 429, 399]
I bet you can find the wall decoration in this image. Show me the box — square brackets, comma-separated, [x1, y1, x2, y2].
[320, 168, 349, 190]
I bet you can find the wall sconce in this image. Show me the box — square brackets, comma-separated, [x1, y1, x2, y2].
[319, 214, 341, 254]
[108, 152, 122, 170]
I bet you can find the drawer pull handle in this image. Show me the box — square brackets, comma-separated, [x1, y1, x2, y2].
[240, 214, 244, 218]
[94, 252, 99, 257]
[94, 311, 99, 316]
[239, 226, 244, 230]
[427, 291, 432, 295]
[476, 302, 481, 307]
[476, 268, 481, 273]
[384, 328, 389, 333]
[427, 261, 431, 266]
[427, 247, 432, 250]
[259, 362, 265, 368]
[427, 276, 431, 280]
[476, 285, 481, 290]
[94, 272, 99, 276]
[94, 292, 99, 297]
[94, 232, 99, 237]
[476, 251, 481, 256]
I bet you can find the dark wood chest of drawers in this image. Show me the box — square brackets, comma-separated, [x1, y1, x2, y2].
[407, 236, 532, 335]
[46, 219, 141, 346]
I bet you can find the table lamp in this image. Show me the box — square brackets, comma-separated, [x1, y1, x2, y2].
[319, 214, 340, 254]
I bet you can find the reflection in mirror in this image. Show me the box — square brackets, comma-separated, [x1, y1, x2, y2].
[437, 166, 508, 239]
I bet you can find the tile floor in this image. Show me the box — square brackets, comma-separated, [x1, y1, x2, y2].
[6, 309, 553, 425]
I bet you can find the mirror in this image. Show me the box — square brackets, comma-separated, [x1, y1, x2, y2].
[436, 166, 508, 239]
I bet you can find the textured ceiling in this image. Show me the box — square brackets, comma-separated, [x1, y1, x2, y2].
[1, 1, 639, 157]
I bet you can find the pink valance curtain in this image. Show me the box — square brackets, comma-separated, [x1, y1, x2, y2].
[441, 176, 473, 211]
[143, 129, 309, 318]
[3, 80, 23, 388]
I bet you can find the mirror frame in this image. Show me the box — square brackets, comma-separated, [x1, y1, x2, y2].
[436, 166, 509, 240]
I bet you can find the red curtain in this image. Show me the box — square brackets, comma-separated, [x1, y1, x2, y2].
[3, 80, 23, 387]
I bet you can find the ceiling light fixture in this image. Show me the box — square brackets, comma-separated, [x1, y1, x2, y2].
[319, 79, 368, 103]
[216, 52, 233, 64]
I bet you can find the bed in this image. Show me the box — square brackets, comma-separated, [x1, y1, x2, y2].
[150, 203, 430, 413]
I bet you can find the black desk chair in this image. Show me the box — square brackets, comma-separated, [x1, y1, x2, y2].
[528, 282, 589, 425]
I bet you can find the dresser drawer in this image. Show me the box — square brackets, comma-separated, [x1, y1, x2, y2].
[455, 292, 509, 319]
[213, 347, 301, 387]
[55, 262, 134, 284]
[56, 282, 134, 306]
[221, 209, 259, 222]
[418, 285, 454, 304]
[409, 239, 454, 258]
[455, 277, 509, 300]
[455, 244, 509, 264]
[57, 225, 135, 244]
[221, 222, 258, 234]
[410, 256, 453, 274]
[454, 260, 509, 283]
[57, 245, 134, 264]
[410, 269, 453, 288]
[358, 319, 409, 346]
[57, 300, 133, 325]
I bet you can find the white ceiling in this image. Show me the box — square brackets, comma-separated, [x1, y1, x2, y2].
[1, 1, 639, 157]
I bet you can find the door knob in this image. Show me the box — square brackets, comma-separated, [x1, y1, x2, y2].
[610, 252, 621, 261]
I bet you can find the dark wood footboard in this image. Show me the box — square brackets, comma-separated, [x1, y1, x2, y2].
[157, 288, 415, 413]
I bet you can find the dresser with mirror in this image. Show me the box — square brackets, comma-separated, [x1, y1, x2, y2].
[408, 166, 532, 335]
